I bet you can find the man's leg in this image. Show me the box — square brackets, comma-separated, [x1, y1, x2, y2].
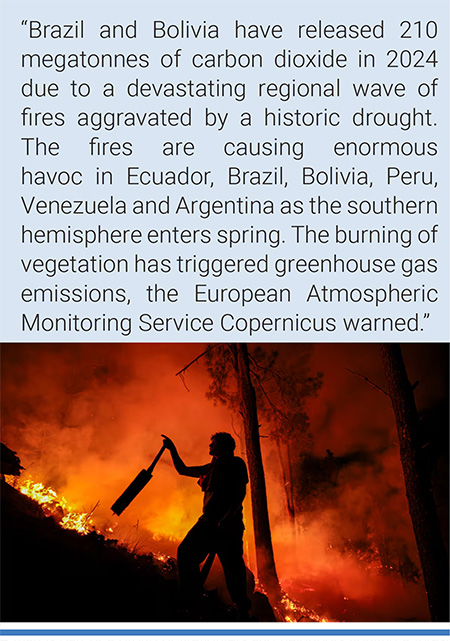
[177, 519, 212, 601]
[216, 529, 252, 619]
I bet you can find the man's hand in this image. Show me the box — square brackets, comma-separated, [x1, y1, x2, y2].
[161, 434, 176, 453]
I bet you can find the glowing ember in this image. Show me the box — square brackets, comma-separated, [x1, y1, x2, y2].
[255, 579, 331, 622]
[4, 475, 334, 620]
[152, 533, 177, 543]
[5, 476, 95, 535]
[280, 592, 331, 623]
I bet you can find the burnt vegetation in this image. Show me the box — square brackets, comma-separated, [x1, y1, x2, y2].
[1, 479, 179, 622]
[1, 478, 276, 622]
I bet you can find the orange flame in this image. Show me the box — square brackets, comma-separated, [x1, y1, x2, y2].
[5, 476, 96, 535]
[254, 579, 332, 622]
[5, 474, 331, 621]
[280, 593, 330, 622]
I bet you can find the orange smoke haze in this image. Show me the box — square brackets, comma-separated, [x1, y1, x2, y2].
[1, 343, 448, 622]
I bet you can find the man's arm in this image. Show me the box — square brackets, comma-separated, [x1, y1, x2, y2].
[161, 434, 208, 478]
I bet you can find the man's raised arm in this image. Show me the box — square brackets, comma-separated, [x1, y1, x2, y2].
[161, 434, 208, 478]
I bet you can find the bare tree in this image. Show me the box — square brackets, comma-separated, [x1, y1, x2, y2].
[233, 344, 281, 598]
[178, 343, 281, 598]
[380, 344, 449, 621]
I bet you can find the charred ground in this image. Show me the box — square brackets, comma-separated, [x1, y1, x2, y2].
[1, 480, 180, 621]
[1, 479, 276, 622]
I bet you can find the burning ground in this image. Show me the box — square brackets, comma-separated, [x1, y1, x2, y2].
[1, 478, 180, 622]
[1, 343, 448, 622]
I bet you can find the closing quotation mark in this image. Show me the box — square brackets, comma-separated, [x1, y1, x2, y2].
[422, 313, 430, 330]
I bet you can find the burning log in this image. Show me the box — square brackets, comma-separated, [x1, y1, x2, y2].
[111, 445, 166, 516]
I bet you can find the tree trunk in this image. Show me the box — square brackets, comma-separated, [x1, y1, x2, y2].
[233, 343, 281, 599]
[380, 344, 449, 621]
[275, 437, 295, 522]
[286, 438, 296, 523]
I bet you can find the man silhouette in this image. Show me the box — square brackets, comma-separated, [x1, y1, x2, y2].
[161, 432, 251, 620]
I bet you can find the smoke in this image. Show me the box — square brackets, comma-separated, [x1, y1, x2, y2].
[1, 343, 447, 621]
[259, 343, 447, 621]
[1, 344, 231, 539]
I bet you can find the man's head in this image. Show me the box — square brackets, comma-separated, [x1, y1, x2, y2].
[209, 432, 236, 457]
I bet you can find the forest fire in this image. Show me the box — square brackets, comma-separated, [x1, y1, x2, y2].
[280, 594, 328, 623]
[1, 343, 448, 622]
[4, 475, 97, 535]
[4, 471, 329, 622]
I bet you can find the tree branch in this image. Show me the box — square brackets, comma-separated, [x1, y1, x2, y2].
[175, 347, 211, 379]
[250, 367, 288, 421]
[175, 345, 226, 391]
[346, 368, 389, 397]
[248, 352, 286, 384]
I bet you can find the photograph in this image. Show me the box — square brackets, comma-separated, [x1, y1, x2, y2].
[1, 343, 448, 623]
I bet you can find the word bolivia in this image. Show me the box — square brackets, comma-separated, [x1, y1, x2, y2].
[302, 166, 370, 185]
[153, 20, 219, 38]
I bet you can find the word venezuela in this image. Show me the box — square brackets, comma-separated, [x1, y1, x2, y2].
[20, 194, 278, 216]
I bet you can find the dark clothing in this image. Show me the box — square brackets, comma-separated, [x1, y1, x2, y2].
[177, 518, 249, 611]
[198, 455, 248, 527]
[177, 454, 251, 614]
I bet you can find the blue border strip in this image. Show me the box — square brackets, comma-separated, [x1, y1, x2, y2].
[0, 631, 449, 636]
